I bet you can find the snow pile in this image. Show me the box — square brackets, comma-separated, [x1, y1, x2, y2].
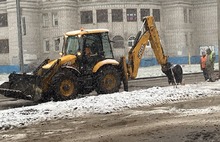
[0, 63, 220, 130]
[0, 82, 219, 130]
[0, 74, 8, 84]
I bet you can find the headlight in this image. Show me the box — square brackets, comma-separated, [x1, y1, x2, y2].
[77, 51, 82, 56]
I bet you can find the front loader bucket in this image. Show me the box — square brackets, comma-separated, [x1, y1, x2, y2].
[0, 73, 40, 100]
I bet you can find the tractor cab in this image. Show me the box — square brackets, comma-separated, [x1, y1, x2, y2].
[62, 29, 114, 59]
[62, 29, 115, 74]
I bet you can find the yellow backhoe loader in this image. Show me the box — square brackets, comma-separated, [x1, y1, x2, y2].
[0, 16, 182, 102]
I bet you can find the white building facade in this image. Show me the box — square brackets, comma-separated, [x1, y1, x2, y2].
[0, 0, 218, 72]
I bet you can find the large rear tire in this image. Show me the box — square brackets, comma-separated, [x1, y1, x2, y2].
[52, 70, 78, 101]
[95, 66, 121, 94]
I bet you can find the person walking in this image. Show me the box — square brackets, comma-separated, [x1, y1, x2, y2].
[200, 51, 208, 81]
[206, 48, 216, 82]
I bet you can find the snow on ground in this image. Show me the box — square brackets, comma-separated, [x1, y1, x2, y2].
[0, 63, 220, 130]
[137, 63, 219, 78]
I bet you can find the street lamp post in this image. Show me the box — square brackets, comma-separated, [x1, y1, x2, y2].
[16, 0, 24, 73]
[218, 0, 220, 78]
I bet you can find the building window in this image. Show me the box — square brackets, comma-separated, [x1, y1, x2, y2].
[52, 13, 58, 26]
[126, 9, 137, 22]
[185, 33, 188, 46]
[153, 9, 160, 22]
[22, 17, 26, 35]
[0, 39, 9, 53]
[42, 13, 49, 27]
[112, 9, 123, 22]
[128, 36, 135, 47]
[97, 9, 108, 23]
[44, 39, 50, 52]
[189, 32, 192, 46]
[184, 8, 187, 23]
[54, 38, 60, 51]
[0, 13, 8, 27]
[81, 11, 93, 24]
[189, 9, 192, 23]
[112, 35, 124, 48]
[140, 9, 150, 20]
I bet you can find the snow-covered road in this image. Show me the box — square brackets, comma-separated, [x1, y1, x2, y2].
[0, 82, 219, 130]
[0, 64, 219, 130]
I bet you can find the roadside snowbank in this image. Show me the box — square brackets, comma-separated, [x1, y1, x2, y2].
[0, 63, 219, 130]
[0, 81, 219, 130]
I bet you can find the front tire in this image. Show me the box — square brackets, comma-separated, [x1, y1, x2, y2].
[52, 70, 78, 101]
[95, 66, 121, 94]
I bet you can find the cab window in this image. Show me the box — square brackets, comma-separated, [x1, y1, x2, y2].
[65, 36, 81, 54]
[101, 32, 114, 58]
[83, 33, 102, 55]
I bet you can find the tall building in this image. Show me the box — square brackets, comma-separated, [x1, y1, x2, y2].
[0, 0, 218, 72]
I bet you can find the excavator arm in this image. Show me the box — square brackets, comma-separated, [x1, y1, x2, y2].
[127, 28, 150, 79]
[126, 16, 168, 79]
[121, 16, 182, 91]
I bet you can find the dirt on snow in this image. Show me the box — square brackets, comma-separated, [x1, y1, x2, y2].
[1, 95, 220, 142]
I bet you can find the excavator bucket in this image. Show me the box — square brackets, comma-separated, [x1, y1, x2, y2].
[0, 73, 40, 100]
[161, 62, 183, 85]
